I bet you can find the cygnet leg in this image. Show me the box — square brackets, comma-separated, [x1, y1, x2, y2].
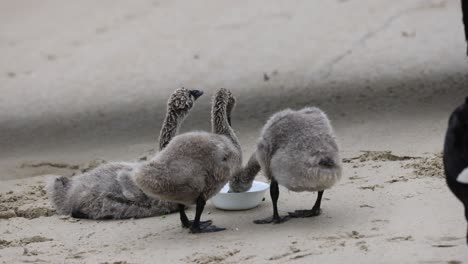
[179, 203, 212, 229]
[254, 178, 289, 224]
[190, 196, 225, 233]
[288, 191, 324, 218]
[179, 204, 191, 228]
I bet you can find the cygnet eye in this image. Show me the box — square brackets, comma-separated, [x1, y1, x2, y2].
[185, 98, 193, 107]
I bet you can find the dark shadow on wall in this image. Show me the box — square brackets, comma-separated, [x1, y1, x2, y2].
[0, 69, 466, 159]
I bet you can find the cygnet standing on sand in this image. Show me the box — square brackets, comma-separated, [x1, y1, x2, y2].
[133, 88, 242, 233]
[229, 107, 341, 224]
[47, 88, 204, 219]
[443, 97, 468, 244]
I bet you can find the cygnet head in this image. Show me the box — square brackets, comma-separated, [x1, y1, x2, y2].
[168, 87, 204, 115]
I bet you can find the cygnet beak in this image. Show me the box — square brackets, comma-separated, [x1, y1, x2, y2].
[189, 90, 204, 100]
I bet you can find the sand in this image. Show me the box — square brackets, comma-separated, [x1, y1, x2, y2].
[1, 153, 466, 263]
[1, 0, 468, 263]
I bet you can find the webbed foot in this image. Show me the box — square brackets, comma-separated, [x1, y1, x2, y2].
[190, 224, 226, 233]
[288, 208, 322, 218]
[182, 219, 213, 228]
[253, 215, 290, 224]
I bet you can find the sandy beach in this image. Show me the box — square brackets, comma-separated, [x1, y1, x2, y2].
[1, 0, 468, 263]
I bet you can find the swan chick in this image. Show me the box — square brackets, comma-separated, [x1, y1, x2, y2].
[252, 107, 342, 224]
[47, 88, 203, 219]
[134, 88, 241, 233]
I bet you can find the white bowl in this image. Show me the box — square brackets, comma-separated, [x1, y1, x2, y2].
[211, 181, 270, 210]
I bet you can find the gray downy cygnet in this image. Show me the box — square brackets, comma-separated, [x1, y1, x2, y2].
[133, 88, 242, 233]
[230, 107, 342, 224]
[46, 88, 203, 219]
